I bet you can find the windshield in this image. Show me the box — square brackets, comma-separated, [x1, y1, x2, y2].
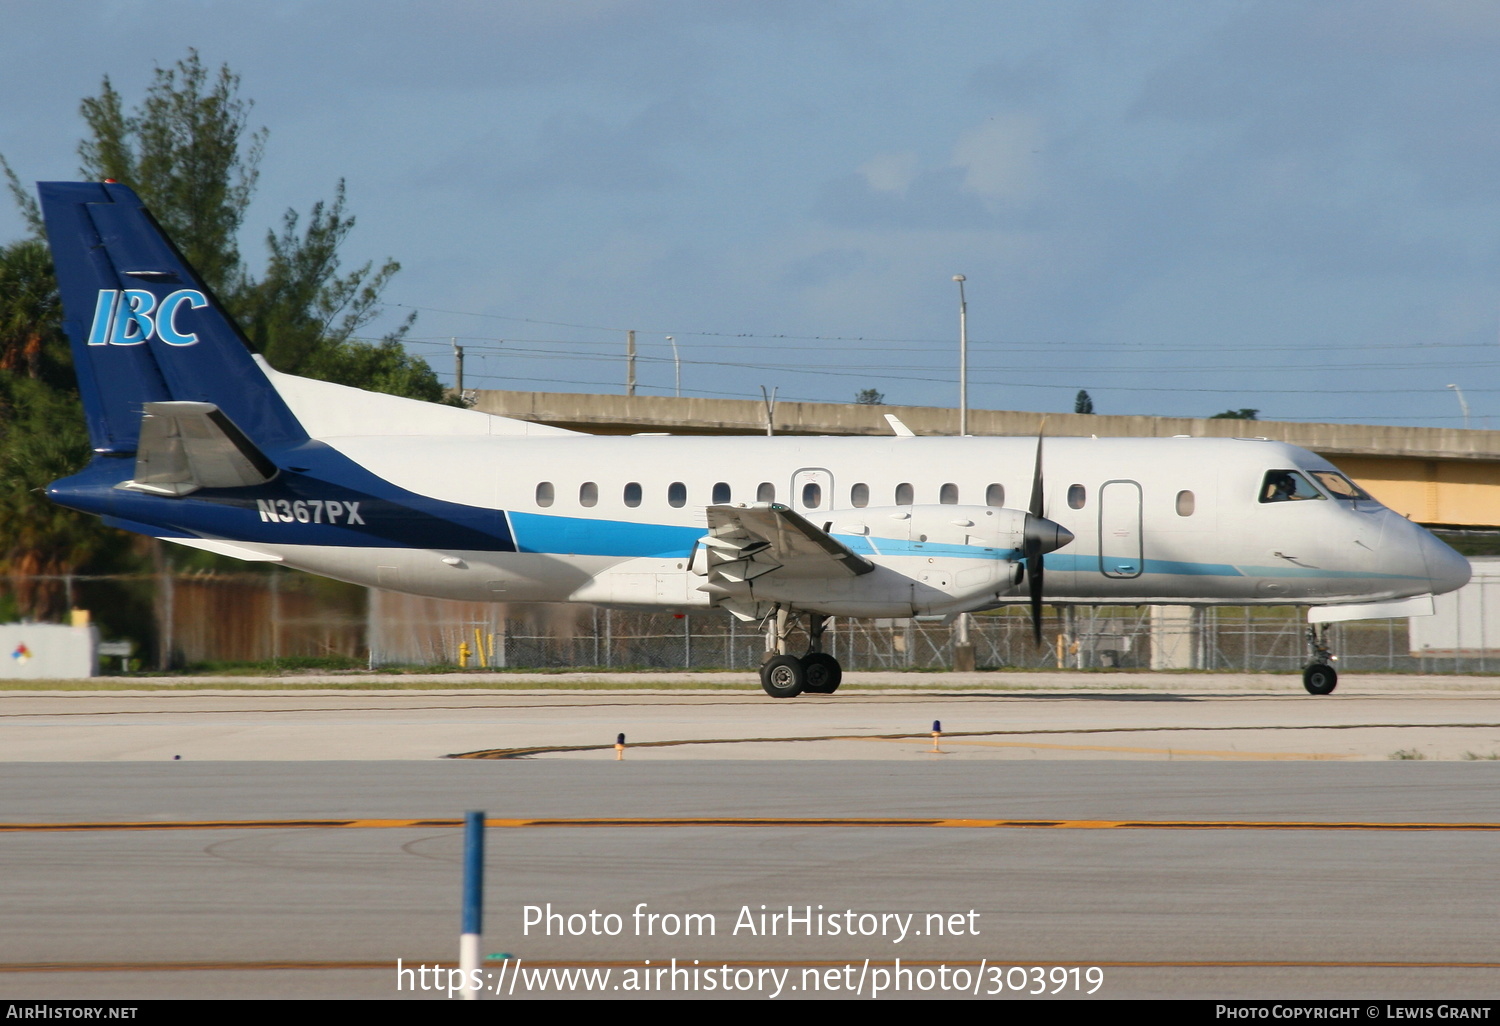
[1259, 470, 1325, 503]
[1310, 470, 1372, 501]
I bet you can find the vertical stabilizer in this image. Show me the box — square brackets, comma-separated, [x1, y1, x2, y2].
[38, 181, 307, 455]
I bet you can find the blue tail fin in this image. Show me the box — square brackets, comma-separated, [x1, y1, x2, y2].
[38, 181, 307, 456]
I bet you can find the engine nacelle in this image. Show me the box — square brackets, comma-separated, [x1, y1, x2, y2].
[828, 504, 1029, 556]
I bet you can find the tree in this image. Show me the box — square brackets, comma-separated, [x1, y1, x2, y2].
[0, 239, 64, 385]
[4, 49, 439, 400]
[0, 51, 444, 625]
[1210, 408, 1259, 420]
[77, 51, 263, 297]
[855, 388, 885, 405]
[235, 181, 433, 399]
[0, 375, 115, 619]
[1074, 389, 1094, 414]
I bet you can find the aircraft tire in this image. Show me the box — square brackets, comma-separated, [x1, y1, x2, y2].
[1302, 663, 1338, 695]
[802, 653, 842, 694]
[761, 655, 806, 698]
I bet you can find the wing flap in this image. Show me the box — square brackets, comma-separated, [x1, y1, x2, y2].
[703, 503, 875, 581]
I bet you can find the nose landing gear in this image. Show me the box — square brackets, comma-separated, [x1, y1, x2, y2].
[1302, 624, 1338, 695]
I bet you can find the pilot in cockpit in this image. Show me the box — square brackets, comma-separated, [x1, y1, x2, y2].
[1261, 470, 1318, 503]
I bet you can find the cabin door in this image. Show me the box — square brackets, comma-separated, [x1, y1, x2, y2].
[791, 468, 834, 514]
[1098, 480, 1143, 579]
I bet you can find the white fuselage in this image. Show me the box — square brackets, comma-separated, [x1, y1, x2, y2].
[227, 429, 1469, 619]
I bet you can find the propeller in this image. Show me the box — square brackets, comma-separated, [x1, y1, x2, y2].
[1022, 426, 1074, 645]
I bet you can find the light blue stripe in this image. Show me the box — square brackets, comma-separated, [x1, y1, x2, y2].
[509, 512, 702, 557]
[860, 537, 1019, 560]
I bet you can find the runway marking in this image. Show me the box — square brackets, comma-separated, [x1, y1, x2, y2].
[448, 723, 1500, 760]
[4, 959, 1500, 973]
[4, 817, 1500, 832]
[868, 737, 1350, 760]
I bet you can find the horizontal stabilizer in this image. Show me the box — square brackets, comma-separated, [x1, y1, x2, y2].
[120, 402, 277, 497]
[163, 537, 284, 562]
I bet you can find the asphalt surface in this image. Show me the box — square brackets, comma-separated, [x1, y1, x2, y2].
[3, 672, 1499, 1000]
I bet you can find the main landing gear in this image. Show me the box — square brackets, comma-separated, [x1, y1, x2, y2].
[758, 609, 843, 698]
[1302, 623, 1338, 695]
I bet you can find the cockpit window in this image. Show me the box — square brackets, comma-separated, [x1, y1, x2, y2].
[1259, 470, 1325, 503]
[1310, 471, 1372, 501]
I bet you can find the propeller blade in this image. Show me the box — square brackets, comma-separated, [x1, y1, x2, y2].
[1026, 426, 1046, 643]
[1028, 546, 1045, 644]
[1028, 426, 1045, 519]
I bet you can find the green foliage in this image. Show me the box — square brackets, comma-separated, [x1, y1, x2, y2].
[77, 50, 263, 296]
[1210, 408, 1259, 420]
[235, 181, 436, 399]
[0, 374, 126, 619]
[0, 49, 446, 626]
[1074, 389, 1094, 414]
[13, 48, 439, 400]
[0, 239, 67, 387]
[854, 388, 885, 405]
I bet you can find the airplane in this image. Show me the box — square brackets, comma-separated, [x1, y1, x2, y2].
[36, 180, 1472, 697]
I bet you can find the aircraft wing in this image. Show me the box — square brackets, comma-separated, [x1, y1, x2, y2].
[702, 503, 875, 582]
[122, 401, 278, 496]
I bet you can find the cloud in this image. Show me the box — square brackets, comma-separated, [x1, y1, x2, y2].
[816, 114, 1047, 230]
[856, 152, 919, 195]
[950, 115, 1044, 206]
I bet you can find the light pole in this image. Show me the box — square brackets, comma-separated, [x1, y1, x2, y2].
[951, 275, 974, 671]
[666, 336, 680, 397]
[953, 275, 968, 436]
[1448, 384, 1471, 429]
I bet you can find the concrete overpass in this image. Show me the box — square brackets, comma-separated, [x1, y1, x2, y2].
[471, 390, 1500, 530]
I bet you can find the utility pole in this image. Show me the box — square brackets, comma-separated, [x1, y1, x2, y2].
[452, 338, 464, 395]
[760, 385, 777, 436]
[626, 330, 637, 397]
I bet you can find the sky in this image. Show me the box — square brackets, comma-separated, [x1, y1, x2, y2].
[4, 0, 1500, 427]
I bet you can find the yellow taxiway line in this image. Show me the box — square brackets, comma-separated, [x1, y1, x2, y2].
[3, 817, 1500, 832]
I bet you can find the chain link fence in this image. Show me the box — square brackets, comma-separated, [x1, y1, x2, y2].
[6, 562, 1500, 672]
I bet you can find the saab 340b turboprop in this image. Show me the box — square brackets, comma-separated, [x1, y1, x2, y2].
[37, 181, 1471, 696]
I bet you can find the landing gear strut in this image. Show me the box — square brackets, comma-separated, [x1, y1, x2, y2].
[758, 608, 844, 698]
[1302, 623, 1338, 695]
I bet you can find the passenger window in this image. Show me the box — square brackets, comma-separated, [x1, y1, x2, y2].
[1260, 470, 1325, 503]
[1068, 484, 1086, 509]
[986, 483, 1004, 507]
[757, 482, 775, 503]
[579, 482, 598, 508]
[536, 482, 554, 508]
[801, 482, 822, 509]
[624, 482, 642, 508]
[940, 483, 959, 505]
[712, 482, 731, 504]
[668, 482, 687, 508]
[851, 483, 869, 508]
[1176, 490, 1195, 517]
[895, 483, 913, 505]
